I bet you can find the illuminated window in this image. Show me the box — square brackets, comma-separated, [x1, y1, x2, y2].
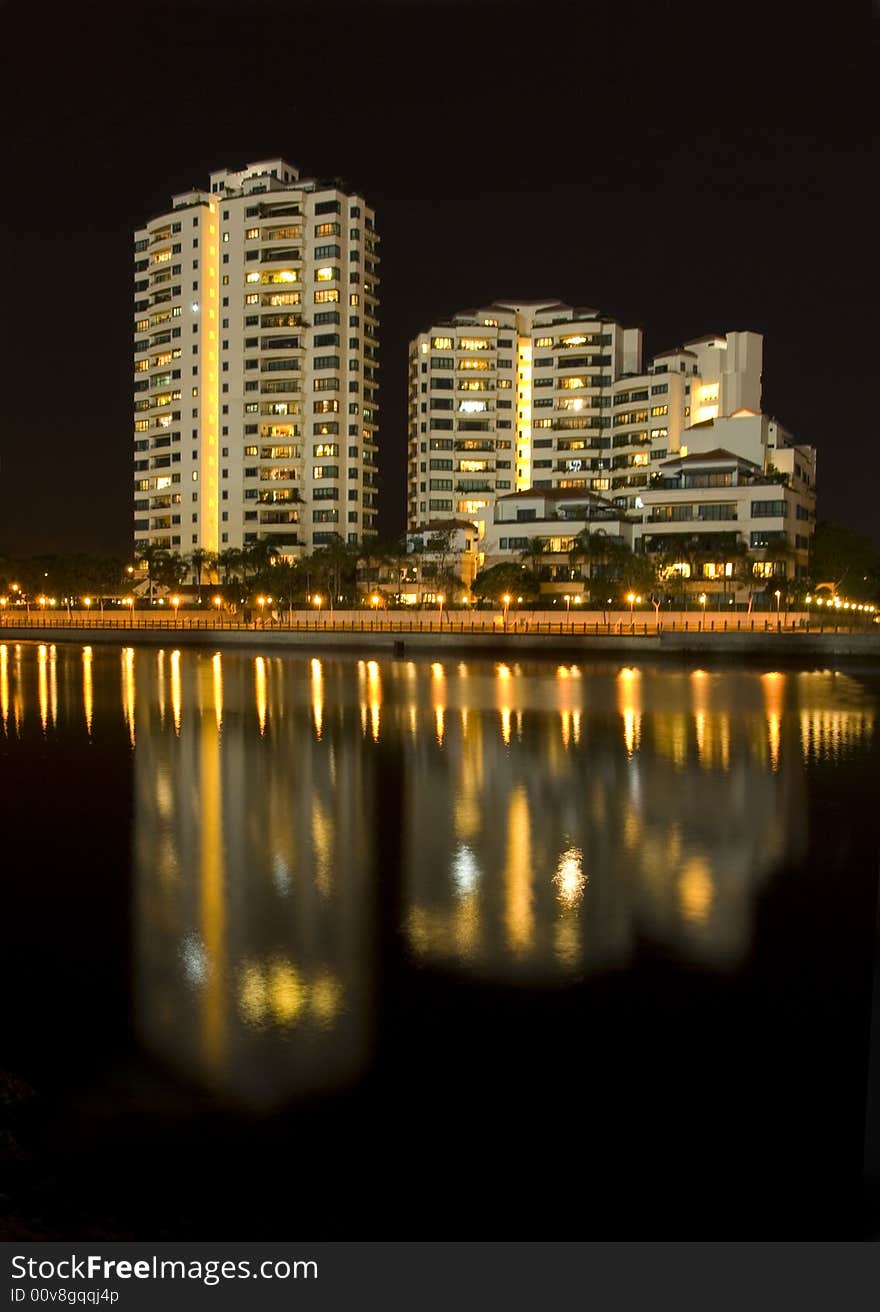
[459, 460, 489, 472]
[459, 379, 487, 391]
[313, 443, 339, 457]
[156, 476, 173, 490]
[650, 405, 668, 417]
[244, 445, 258, 456]
[315, 222, 341, 237]
[432, 337, 453, 350]
[561, 376, 587, 390]
[134, 359, 149, 373]
[315, 266, 338, 282]
[314, 289, 340, 304]
[535, 336, 552, 347]
[135, 318, 149, 332]
[262, 292, 300, 307]
[458, 338, 489, 351]
[349, 294, 359, 306]
[459, 358, 489, 371]
[559, 334, 588, 347]
[134, 420, 148, 432]
[245, 293, 259, 304]
[246, 227, 260, 239]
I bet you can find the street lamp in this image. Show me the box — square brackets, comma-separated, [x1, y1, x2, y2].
[171, 595, 180, 627]
[699, 593, 707, 628]
[437, 592, 445, 626]
[774, 588, 782, 618]
[564, 593, 571, 614]
[124, 596, 135, 624]
[314, 594, 323, 623]
[502, 594, 511, 631]
[213, 595, 223, 627]
[626, 591, 636, 619]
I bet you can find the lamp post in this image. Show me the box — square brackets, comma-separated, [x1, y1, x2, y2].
[502, 594, 511, 632]
[257, 595, 266, 627]
[627, 591, 636, 620]
[83, 597, 91, 623]
[699, 592, 707, 629]
[774, 588, 782, 629]
[171, 595, 180, 628]
[213, 595, 223, 628]
[314, 594, 323, 625]
[437, 592, 445, 627]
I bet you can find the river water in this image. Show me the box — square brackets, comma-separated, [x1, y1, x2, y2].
[1, 641, 878, 1237]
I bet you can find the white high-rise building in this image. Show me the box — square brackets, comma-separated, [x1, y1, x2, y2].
[408, 300, 815, 591]
[133, 159, 379, 565]
[407, 299, 642, 540]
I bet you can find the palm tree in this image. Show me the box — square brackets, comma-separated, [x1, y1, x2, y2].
[519, 536, 548, 580]
[217, 547, 243, 584]
[243, 539, 280, 578]
[135, 544, 169, 605]
[187, 547, 217, 600]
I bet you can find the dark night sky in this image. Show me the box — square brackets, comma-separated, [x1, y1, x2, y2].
[0, 0, 876, 554]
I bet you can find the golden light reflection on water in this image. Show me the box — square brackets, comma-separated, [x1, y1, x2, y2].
[122, 647, 136, 746]
[38, 644, 48, 732]
[82, 646, 93, 735]
[254, 656, 267, 735]
[125, 645, 373, 1109]
[311, 657, 323, 739]
[402, 660, 876, 984]
[1, 644, 9, 730]
[4, 645, 878, 1096]
[170, 649, 181, 736]
[761, 671, 785, 771]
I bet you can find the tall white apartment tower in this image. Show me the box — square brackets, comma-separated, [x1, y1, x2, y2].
[407, 300, 642, 540]
[133, 159, 379, 563]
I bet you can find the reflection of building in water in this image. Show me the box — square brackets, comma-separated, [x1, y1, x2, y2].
[132, 649, 374, 1110]
[399, 664, 874, 982]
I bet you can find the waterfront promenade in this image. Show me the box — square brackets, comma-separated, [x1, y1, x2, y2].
[1, 609, 878, 659]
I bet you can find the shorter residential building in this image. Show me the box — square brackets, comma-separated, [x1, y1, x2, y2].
[401, 519, 480, 602]
[482, 488, 637, 599]
[639, 444, 815, 606]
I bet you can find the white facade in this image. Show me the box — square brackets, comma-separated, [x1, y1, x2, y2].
[407, 303, 769, 536]
[482, 488, 636, 596]
[133, 159, 379, 565]
[407, 300, 643, 539]
[639, 441, 816, 599]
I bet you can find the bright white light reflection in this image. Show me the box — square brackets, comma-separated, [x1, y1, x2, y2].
[451, 844, 480, 896]
[179, 931, 207, 987]
[554, 847, 586, 907]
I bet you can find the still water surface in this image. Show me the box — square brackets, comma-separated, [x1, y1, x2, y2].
[1, 641, 878, 1236]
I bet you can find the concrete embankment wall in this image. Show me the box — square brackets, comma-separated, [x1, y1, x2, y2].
[2, 623, 879, 663]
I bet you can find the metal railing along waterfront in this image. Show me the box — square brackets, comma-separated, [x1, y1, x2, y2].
[0, 609, 873, 637]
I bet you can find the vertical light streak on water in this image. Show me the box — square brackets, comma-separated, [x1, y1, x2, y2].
[82, 646, 93, 736]
[311, 658, 323, 740]
[0, 645, 8, 731]
[38, 644, 48, 733]
[170, 649, 182, 736]
[504, 785, 533, 955]
[48, 644, 58, 728]
[156, 649, 166, 727]
[213, 652, 223, 731]
[254, 656, 267, 736]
